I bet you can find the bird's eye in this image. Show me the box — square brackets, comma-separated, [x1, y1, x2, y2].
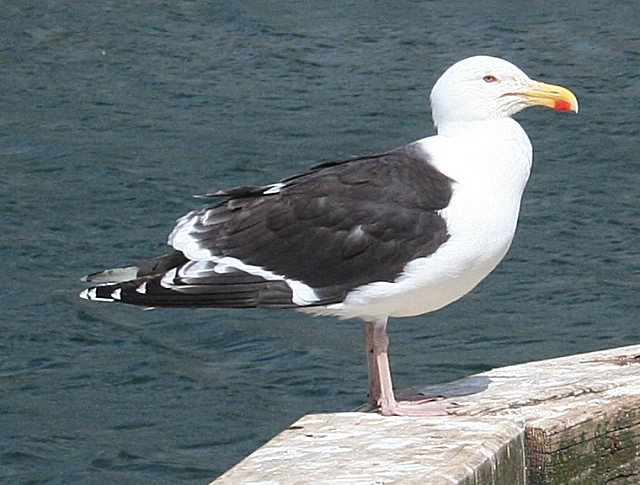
[483, 75, 498, 83]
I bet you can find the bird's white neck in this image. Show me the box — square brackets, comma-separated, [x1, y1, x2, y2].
[435, 117, 519, 139]
[433, 118, 531, 182]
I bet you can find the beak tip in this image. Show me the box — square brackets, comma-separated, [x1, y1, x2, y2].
[554, 98, 579, 113]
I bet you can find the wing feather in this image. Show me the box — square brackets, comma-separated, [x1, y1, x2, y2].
[82, 146, 453, 309]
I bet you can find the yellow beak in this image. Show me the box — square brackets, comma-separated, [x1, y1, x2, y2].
[520, 81, 579, 113]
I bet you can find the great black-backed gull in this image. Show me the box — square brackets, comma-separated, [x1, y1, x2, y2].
[80, 55, 578, 416]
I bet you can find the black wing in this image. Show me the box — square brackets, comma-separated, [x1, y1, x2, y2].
[82, 146, 453, 308]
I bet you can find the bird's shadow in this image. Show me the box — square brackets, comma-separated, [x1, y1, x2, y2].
[416, 375, 492, 399]
[352, 376, 493, 412]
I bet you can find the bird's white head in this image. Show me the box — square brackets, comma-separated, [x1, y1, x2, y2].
[430, 56, 578, 131]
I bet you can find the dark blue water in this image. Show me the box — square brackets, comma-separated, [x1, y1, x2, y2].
[1, 1, 638, 484]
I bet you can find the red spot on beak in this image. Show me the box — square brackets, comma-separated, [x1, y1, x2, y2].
[554, 99, 572, 111]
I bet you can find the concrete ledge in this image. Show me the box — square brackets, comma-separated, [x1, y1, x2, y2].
[210, 344, 640, 485]
[212, 414, 524, 485]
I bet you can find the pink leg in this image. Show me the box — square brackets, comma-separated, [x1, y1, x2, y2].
[362, 319, 452, 417]
[363, 320, 381, 405]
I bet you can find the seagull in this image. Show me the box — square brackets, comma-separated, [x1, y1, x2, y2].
[81, 55, 578, 416]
